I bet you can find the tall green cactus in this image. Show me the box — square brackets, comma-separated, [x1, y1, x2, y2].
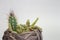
[8, 12, 17, 31]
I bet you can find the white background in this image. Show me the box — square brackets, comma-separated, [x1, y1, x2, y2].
[0, 0, 60, 40]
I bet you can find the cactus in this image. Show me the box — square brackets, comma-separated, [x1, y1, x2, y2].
[27, 18, 39, 31]
[8, 11, 17, 31]
[31, 18, 39, 26]
[16, 25, 22, 33]
[26, 19, 30, 27]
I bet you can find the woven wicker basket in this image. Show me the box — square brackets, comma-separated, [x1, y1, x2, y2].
[2, 29, 42, 40]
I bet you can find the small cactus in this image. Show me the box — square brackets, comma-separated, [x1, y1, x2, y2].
[16, 25, 22, 33]
[31, 18, 39, 26]
[8, 11, 17, 31]
[26, 19, 30, 27]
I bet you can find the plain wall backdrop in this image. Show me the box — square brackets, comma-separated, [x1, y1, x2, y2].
[0, 0, 60, 40]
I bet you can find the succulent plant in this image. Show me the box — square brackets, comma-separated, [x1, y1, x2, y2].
[16, 25, 23, 33]
[26, 19, 30, 27]
[8, 11, 41, 34]
[8, 11, 17, 32]
[31, 18, 39, 26]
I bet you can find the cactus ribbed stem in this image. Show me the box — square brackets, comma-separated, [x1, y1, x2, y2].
[9, 12, 17, 31]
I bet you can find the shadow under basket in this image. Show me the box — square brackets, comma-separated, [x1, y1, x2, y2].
[2, 29, 42, 40]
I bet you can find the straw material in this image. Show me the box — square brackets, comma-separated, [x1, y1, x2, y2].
[2, 29, 42, 40]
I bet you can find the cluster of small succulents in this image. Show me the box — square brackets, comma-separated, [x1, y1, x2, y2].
[8, 12, 41, 34]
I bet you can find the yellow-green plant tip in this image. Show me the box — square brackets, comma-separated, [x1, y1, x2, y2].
[31, 18, 39, 26]
[26, 19, 30, 27]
